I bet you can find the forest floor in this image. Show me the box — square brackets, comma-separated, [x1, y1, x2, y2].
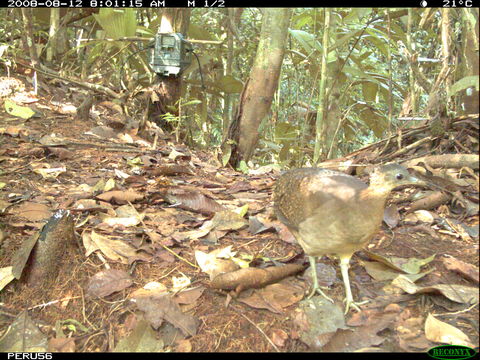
[0, 77, 478, 352]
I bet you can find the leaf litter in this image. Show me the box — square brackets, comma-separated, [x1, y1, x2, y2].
[0, 90, 478, 351]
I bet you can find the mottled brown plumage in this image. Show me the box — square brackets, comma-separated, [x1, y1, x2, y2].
[274, 164, 422, 312]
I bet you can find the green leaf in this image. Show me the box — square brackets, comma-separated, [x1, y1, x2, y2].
[181, 99, 202, 107]
[342, 8, 360, 23]
[358, 51, 372, 61]
[289, 29, 319, 54]
[32, 9, 53, 25]
[359, 106, 386, 137]
[188, 23, 215, 41]
[4, 99, 35, 119]
[278, 142, 291, 161]
[0, 311, 48, 352]
[93, 9, 137, 39]
[293, 12, 313, 28]
[61, 319, 89, 334]
[135, 26, 155, 37]
[275, 122, 298, 141]
[390, 22, 407, 43]
[449, 75, 480, 96]
[222, 143, 232, 167]
[342, 121, 356, 141]
[234, 204, 249, 217]
[329, 29, 364, 52]
[237, 160, 249, 174]
[364, 34, 389, 57]
[366, 251, 436, 275]
[343, 8, 372, 23]
[343, 65, 378, 83]
[216, 75, 244, 94]
[260, 139, 282, 151]
[362, 82, 378, 102]
[363, 261, 433, 282]
[182, 54, 215, 77]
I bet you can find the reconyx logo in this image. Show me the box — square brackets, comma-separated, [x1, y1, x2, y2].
[427, 345, 478, 360]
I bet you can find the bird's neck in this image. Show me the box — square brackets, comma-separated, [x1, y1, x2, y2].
[359, 185, 391, 210]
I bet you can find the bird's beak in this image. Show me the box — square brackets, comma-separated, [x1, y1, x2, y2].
[406, 171, 427, 186]
[407, 174, 419, 183]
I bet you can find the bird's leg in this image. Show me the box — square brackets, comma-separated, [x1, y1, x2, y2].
[307, 256, 334, 303]
[340, 256, 368, 313]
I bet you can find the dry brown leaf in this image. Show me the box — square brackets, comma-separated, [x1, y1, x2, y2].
[48, 338, 76, 352]
[82, 232, 100, 257]
[173, 286, 205, 305]
[47, 147, 74, 160]
[322, 308, 397, 352]
[89, 231, 137, 264]
[392, 275, 479, 304]
[425, 313, 474, 347]
[442, 256, 479, 284]
[168, 148, 190, 161]
[151, 164, 193, 176]
[161, 188, 225, 215]
[89, 125, 118, 139]
[271, 329, 289, 348]
[383, 205, 400, 228]
[178, 220, 214, 242]
[86, 269, 133, 298]
[363, 261, 433, 282]
[231, 192, 269, 200]
[11, 202, 51, 221]
[96, 190, 144, 204]
[0, 266, 15, 291]
[195, 247, 240, 280]
[365, 251, 435, 274]
[275, 222, 297, 244]
[211, 210, 248, 231]
[396, 309, 431, 352]
[237, 279, 305, 313]
[226, 181, 252, 194]
[131, 285, 199, 337]
[294, 297, 346, 350]
[404, 210, 435, 224]
[248, 216, 274, 235]
[4, 125, 27, 137]
[175, 339, 192, 352]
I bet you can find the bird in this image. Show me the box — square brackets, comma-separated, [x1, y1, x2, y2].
[273, 164, 423, 313]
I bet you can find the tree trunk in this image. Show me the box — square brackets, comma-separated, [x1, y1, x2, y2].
[20, 9, 39, 65]
[47, 9, 60, 62]
[147, 9, 191, 131]
[159, 8, 191, 110]
[227, 8, 291, 167]
[458, 8, 479, 114]
[20, 9, 39, 94]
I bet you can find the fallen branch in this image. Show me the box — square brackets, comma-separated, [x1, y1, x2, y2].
[402, 154, 479, 170]
[16, 61, 123, 99]
[407, 191, 451, 213]
[345, 115, 478, 161]
[384, 136, 434, 161]
[210, 264, 305, 292]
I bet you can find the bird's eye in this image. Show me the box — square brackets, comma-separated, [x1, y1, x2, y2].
[396, 173, 404, 180]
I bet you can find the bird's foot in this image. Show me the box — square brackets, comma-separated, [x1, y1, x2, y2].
[307, 284, 334, 303]
[344, 298, 369, 314]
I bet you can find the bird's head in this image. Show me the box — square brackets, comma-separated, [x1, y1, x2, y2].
[369, 163, 425, 192]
